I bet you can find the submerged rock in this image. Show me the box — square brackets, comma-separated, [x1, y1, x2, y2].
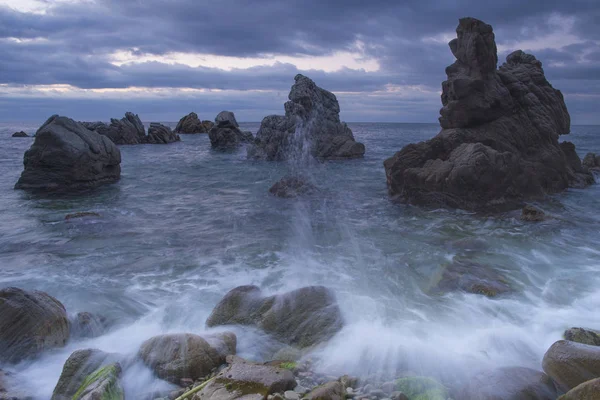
[459, 367, 558, 400]
[147, 123, 181, 144]
[175, 112, 214, 134]
[429, 259, 512, 298]
[65, 212, 101, 221]
[11, 131, 29, 137]
[83, 112, 146, 145]
[247, 74, 365, 161]
[521, 205, 547, 222]
[208, 111, 253, 150]
[564, 327, 600, 346]
[14, 116, 121, 193]
[70, 312, 109, 339]
[0, 287, 70, 363]
[583, 153, 600, 172]
[542, 340, 600, 391]
[138, 332, 236, 384]
[383, 18, 593, 212]
[559, 377, 600, 399]
[192, 356, 296, 400]
[207, 285, 343, 348]
[269, 175, 317, 198]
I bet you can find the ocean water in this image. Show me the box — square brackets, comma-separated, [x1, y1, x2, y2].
[0, 121, 599, 398]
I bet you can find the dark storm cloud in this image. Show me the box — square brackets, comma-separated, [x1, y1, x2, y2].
[0, 0, 599, 122]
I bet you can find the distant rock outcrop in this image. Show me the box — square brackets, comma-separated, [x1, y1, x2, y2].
[147, 122, 181, 144]
[15, 115, 121, 192]
[247, 74, 365, 161]
[269, 175, 317, 198]
[383, 18, 594, 212]
[208, 111, 253, 150]
[583, 153, 600, 172]
[12, 131, 29, 137]
[82, 112, 146, 145]
[174, 112, 214, 134]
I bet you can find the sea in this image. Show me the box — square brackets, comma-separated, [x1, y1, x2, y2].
[0, 121, 599, 398]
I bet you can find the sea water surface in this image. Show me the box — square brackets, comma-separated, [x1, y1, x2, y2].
[0, 122, 599, 398]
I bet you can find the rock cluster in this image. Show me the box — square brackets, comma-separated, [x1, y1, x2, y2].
[83, 112, 180, 145]
[208, 111, 253, 149]
[14, 115, 121, 193]
[247, 74, 365, 161]
[175, 112, 214, 134]
[383, 18, 594, 212]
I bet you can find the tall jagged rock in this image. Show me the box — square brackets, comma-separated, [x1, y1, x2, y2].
[174, 112, 214, 134]
[147, 123, 181, 144]
[15, 116, 121, 192]
[83, 112, 146, 145]
[208, 111, 253, 150]
[383, 18, 594, 212]
[247, 74, 365, 161]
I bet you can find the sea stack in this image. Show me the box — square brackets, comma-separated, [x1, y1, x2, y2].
[208, 111, 253, 149]
[383, 17, 594, 212]
[15, 115, 121, 192]
[174, 112, 214, 134]
[82, 112, 146, 145]
[247, 74, 365, 161]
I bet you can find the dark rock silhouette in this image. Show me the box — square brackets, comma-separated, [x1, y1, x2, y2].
[269, 175, 317, 198]
[82, 112, 146, 145]
[384, 18, 594, 212]
[147, 122, 181, 144]
[247, 74, 365, 161]
[174, 112, 214, 134]
[583, 153, 600, 172]
[12, 131, 29, 137]
[208, 111, 253, 150]
[15, 116, 121, 193]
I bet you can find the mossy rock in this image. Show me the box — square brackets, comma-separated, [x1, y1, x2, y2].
[564, 327, 600, 346]
[72, 363, 123, 400]
[395, 376, 448, 400]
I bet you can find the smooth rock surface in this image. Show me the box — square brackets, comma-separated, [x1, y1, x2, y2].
[542, 340, 600, 391]
[147, 123, 181, 144]
[14, 116, 121, 193]
[206, 286, 343, 348]
[175, 112, 214, 133]
[383, 18, 593, 212]
[558, 377, 600, 400]
[215, 111, 239, 128]
[0, 287, 70, 363]
[247, 74, 365, 161]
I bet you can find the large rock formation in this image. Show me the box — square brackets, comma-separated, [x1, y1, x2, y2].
[174, 112, 214, 134]
[14, 116, 121, 192]
[542, 340, 600, 391]
[383, 18, 594, 212]
[0, 287, 70, 363]
[147, 122, 181, 144]
[206, 285, 344, 348]
[208, 111, 253, 150]
[82, 112, 146, 145]
[247, 75, 365, 161]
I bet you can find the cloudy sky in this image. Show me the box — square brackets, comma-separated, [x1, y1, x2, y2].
[1, 0, 599, 124]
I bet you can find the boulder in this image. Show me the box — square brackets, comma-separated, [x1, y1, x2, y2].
[542, 340, 600, 391]
[206, 286, 343, 348]
[459, 367, 558, 400]
[304, 381, 345, 400]
[429, 259, 512, 297]
[558, 378, 600, 400]
[521, 205, 547, 222]
[0, 287, 70, 363]
[52, 349, 118, 400]
[269, 175, 317, 198]
[70, 312, 109, 339]
[383, 18, 594, 212]
[583, 153, 600, 172]
[14, 116, 121, 193]
[175, 112, 214, 134]
[138, 332, 236, 384]
[564, 328, 600, 346]
[394, 376, 448, 400]
[247, 74, 365, 161]
[11, 131, 28, 137]
[82, 112, 146, 145]
[208, 111, 253, 150]
[147, 123, 181, 144]
[72, 363, 123, 400]
[191, 356, 296, 400]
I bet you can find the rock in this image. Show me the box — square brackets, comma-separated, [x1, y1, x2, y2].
[52, 349, 118, 400]
[383, 18, 594, 212]
[542, 340, 600, 391]
[521, 205, 547, 222]
[284, 390, 300, 400]
[0, 287, 69, 363]
[429, 258, 512, 297]
[208, 111, 252, 150]
[269, 175, 317, 198]
[304, 381, 344, 400]
[65, 212, 101, 221]
[146, 123, 181, 144]
[14, 116, 121, 193]
[174, 112, 214, 134]
[206, 286, 343, 348]
[215, 111, 239, 128]
[389, 392, 408, 400]
[138, 332, 236, 384]
[247, 74, 365, 161]
[70, 312, 109, 339]
[369, 389, 385, 398]
[564, 328, 600, 346]
[380, 382, 396, 394]
[192, 356, 296, 400]
[83, 112, 146, 145]
[272, 346, 303, 362]
[459, 367, 558, 400]
[394, 377, 448, 400]
[583, 153, 600, 172]
[12, 131, 28, 137]
[71, 363, 123, 400]
[339, 376, 359, 390]
[558, 377, 600, 399]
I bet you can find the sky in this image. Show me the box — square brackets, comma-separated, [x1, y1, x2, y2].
[0, 0, 599, 124]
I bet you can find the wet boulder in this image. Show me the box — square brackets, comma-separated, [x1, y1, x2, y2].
[558, 377, 600, 399]
[70, 312, 109, 339]
[82, 112, 146, 145]
[175, 112, 214, 134]
[304, 381, 345, 400]
[206, 286, 344, 348]
[215, 111, 239, 128]
[247, 74, 365, 161]
[564, 327, 600, 346]
[138, 332, 236, 384]
[14, 116, 121, 193]
[208, 111, 253, 150]
[429, 259, 512, 298]
[394, 376, 448, 400]
[583, 153, 600, 172]
[0, 287, 70, 363]
[12, 131, 29, 137]
[521, 205, 548, 222]
[269, 175, 317, 198]
[383, 18, 593, 212]
[542, 340, 600, 391]
[147, 123, 181, 144]
[192, 355, 296, 400]
[459, 367, 558, 400]
[72, 363, 123, 400]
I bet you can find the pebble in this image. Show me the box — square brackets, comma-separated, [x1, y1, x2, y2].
[284, 390, 300, 400]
